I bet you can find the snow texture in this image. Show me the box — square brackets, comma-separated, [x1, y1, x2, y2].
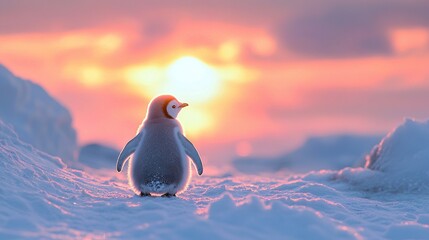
[0, 64, 77, 161]
[2, 117, 429, 239]
[0, 119, 357, 239]
[234, 134, 381, 174]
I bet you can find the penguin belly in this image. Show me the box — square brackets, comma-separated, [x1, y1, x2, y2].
[129, 126, 190, 195]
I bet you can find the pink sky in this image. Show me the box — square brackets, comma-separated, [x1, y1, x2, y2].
[1, 0, 429, 169]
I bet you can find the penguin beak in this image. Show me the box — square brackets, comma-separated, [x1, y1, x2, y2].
[179, 103, 189, 108]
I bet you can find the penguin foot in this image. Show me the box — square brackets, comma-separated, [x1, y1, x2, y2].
[140, 192, 151, 197]
[161, 193, 176, 198]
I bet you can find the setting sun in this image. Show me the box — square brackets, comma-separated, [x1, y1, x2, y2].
[126, 56, 220, 103]
[164, 56, 220, 103]
[166, 57, 220, 137]
[125, 56, 221, 137]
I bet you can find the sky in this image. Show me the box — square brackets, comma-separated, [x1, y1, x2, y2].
[1, 0, 429, 170]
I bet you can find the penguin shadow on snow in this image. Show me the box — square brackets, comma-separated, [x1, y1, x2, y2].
[116, 95, 204, 198]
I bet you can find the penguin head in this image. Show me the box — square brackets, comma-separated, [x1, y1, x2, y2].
[147, 95, 188, 119]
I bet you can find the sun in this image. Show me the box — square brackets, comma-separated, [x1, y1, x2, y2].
[125, 56, 221, 137]
[163, 56, 220, 103]
[163, 56, 220, 136]
[125, 56, 220, 103]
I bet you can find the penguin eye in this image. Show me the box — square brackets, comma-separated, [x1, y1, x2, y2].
[172, 105, 176, 109]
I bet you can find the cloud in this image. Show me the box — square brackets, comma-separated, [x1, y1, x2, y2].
[275, 1, 429, 58]
[0, 0, 283, 34]
[141, 21, 172, 40]
[0, 1, 169, 34]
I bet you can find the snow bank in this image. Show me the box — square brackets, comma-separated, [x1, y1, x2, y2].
[234, 134, 380, 174]
[331, 119, 429, 192]
[0, 64, 77, 161]
[366, 119, 429, 180]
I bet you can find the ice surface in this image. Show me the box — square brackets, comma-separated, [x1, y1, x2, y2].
[0, 64, 77, 161]
[234, 134, 381, 174]
[2, 118, 429, 239]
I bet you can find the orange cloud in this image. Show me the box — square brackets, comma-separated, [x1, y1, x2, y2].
[390, 28, 429, 54]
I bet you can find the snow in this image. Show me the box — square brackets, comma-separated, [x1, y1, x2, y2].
[234, 134, 381, 174]
[2, 116, 429, 239]
[364, 118, 429, 191]
[0, 119, 357, 239]
[0, 64, 77, 161]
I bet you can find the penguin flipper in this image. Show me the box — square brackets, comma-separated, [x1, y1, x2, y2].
[116, 131, 144, 172]
[177, 132, 203, 175]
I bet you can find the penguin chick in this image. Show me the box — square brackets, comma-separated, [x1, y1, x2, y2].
[116, 95, 203, 197]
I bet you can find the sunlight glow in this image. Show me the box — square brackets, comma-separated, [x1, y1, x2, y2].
[96, 34, 123, 53]
[56, 32, 123, 54]
[125, 65, 163, 93]
[217, 64, 256, 83]
[64, 65, 105, 87]
[126, 56, 221, 103]
[80, 67, 104, 86]
[218, 41, 241, 61]
[390, 28, 429, 54]
[125, 56, 222, 137]
[164, 56, 220, 103]
[178, 108, 214, 137]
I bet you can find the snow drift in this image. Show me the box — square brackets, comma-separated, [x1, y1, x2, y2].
[366, 118, 429, 176]
[330, 119, 429, 193]
[0, 64, 77, 161]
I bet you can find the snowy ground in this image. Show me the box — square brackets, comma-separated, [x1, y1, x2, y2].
[2, 117, 429, 239]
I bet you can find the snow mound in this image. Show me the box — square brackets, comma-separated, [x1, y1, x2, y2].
[0, 64, 77, 161]
[234, 134, 380, 174]
[363, 119, 429, 191]
[78, 143, 119, 169]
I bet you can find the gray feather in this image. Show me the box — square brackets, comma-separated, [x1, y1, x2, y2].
[177, 132, 203, 175]
[116, 131, 143, 172]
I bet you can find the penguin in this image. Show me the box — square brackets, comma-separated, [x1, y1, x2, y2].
[116, 95, 203, 197]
